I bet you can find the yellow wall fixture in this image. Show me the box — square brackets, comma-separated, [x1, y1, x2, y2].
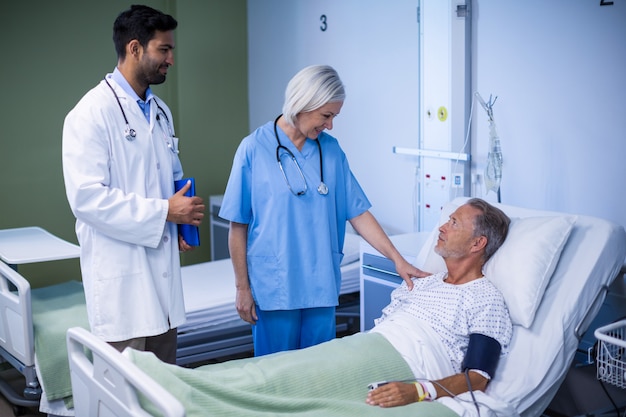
[437, 106, 448, 122]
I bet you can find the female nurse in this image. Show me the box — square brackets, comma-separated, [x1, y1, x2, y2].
[219, 65, 426, 356]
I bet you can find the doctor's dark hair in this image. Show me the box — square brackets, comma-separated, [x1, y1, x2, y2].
[113, 4, 178, 59]
[282, 65, 346, 127]
[466, 198, 510, 263]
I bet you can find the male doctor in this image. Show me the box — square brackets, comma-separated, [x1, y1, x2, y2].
[62, 5, 205, 364]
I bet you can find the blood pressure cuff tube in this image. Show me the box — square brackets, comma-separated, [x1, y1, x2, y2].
[462, 333, 502, 379]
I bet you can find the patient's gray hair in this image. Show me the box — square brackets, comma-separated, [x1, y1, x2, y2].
[466, 198, 510, 263]
[282, 65, 346, 127]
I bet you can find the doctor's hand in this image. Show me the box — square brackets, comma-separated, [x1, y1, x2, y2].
[178, 235, 194, 253]
[167, 180, 205, 225]
[236, 287, 257, 325]
[395, 259, 429, 291]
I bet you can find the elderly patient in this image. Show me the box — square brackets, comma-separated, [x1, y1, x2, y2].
[366, 197, 512, 407]
[127, 198, 512, 415]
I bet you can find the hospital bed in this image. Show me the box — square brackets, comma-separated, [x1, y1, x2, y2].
[64, 198, 626, 416]
[0, 226, 82, 414]
[0, 227, 363, 414]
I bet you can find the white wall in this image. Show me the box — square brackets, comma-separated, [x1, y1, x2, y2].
[248, 0, 626, 232]
[471, 0, 626, 228]
[248, 0, 421, 234]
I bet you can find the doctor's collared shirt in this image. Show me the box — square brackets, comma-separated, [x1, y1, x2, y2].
[111, 67, 154, 122]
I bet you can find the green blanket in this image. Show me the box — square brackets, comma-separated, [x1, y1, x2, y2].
[129, 332, 458, 417]
[31, 280, 89, 408]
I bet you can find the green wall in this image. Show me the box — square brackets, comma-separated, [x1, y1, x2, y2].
[0, 1, 248, 287]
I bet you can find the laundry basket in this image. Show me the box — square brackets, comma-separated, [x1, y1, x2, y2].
[594, 319, 626, 389]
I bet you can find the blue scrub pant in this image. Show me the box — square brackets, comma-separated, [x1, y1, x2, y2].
[252, 306, 336, 356]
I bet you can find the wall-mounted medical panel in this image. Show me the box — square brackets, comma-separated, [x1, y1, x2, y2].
[420, 0, 471, 231]
[394, 0, 471, 231]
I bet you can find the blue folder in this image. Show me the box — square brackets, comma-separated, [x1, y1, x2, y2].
[174, 178, 201, 246]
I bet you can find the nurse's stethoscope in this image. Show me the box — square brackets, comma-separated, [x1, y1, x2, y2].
[104, 78, 178, 154]
[274, 115, 328, 196]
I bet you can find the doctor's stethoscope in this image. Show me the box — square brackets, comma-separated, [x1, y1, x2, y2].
[274, 115, 328, 196]
[104, 78, 179, 154]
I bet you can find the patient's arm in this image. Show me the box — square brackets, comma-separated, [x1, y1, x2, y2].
[365, 371, 488, 408]
[431, 371, 489, 397]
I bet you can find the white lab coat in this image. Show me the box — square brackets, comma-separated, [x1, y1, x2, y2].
[62, 76, 186, 342]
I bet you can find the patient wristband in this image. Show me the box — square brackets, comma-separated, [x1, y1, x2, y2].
[423, 381, 437, 399]
[414, 381, 437, 401]
[414, 382, 428, 401]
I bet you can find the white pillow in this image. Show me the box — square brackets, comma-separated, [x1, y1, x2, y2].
[415, 204, 576, 328]
[483, 215, 576, 327]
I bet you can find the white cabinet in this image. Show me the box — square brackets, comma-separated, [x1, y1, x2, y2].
[359, 232, 430, 332]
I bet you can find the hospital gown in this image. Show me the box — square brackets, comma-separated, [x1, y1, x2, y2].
[372, 272, 513, 376]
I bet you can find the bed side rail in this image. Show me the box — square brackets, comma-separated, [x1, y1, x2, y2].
[0, 261, 34, 368]
[67, 327, 185, 417]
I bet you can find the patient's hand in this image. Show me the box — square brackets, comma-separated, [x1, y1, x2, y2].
[366, 382, 422, 408]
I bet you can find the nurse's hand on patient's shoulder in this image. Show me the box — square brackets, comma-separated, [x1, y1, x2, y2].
[395, 259, 430, 291]
[236, 287, 257, 324]
[167, 181, 205, 225]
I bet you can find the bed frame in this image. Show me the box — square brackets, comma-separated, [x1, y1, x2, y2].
[0, 226, 81, 412]
[0, 261, 40, 409]
[67, 326, 184, 417]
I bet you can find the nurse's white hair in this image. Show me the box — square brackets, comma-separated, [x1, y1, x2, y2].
[282, 65, 346, 127]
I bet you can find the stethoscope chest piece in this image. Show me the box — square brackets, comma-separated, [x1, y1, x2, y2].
[317, 182, 329, 195]
[125, 127, 137, 141]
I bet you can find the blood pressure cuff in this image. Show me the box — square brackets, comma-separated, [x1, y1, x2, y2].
[461, 333, 502, 379]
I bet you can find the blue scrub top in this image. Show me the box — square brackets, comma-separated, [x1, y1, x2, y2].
[219, 120, 371, 310]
